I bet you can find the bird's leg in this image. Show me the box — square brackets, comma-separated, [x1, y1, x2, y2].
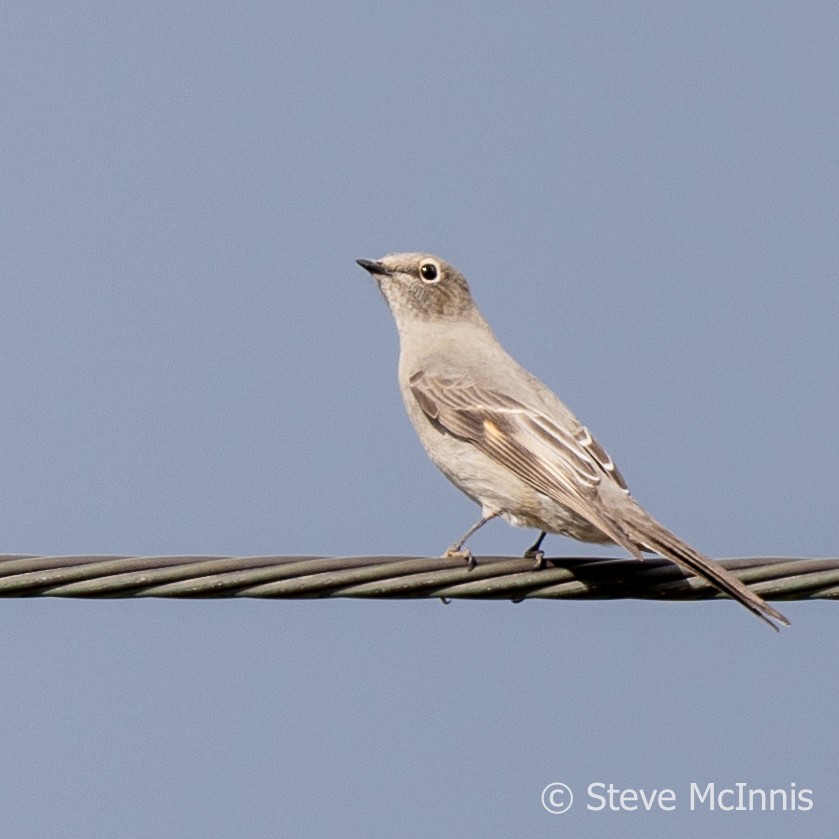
[444, 512, 499, 570]
[524, 531, 547, 569]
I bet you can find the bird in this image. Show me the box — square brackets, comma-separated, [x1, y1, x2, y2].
[356, 252, 789, 630]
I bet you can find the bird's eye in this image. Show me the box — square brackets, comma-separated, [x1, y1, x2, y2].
[419, 260, 439, 284]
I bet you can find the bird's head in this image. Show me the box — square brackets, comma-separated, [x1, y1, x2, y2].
[356, 253, 476, 326]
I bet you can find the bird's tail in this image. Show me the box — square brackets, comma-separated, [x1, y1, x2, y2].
[621, 505, 790, 630]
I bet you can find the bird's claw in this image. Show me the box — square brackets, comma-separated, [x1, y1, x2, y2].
[444, 547, 476, 570]
[524, 548, 546, 570]
[523, 531, 547, 568]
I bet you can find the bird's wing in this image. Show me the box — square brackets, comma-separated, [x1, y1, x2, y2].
[408, 369, 640, 555]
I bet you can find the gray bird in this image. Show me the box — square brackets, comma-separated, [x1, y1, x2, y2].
[357, 252, 789, 630]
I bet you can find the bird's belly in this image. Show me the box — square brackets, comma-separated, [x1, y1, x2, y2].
[419, 430, 609, 543]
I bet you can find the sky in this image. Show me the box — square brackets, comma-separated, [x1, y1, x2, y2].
[1, 1, 838, 836]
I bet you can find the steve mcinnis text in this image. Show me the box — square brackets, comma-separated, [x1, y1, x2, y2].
[583, 781, 814, 812]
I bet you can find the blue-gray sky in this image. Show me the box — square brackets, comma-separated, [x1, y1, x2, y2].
[2, 2, 837, 836]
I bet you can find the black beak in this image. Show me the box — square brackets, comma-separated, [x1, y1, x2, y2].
[356, 258, 390, 276]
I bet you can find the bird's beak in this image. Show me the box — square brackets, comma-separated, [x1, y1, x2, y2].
[356, 258, 391, 276]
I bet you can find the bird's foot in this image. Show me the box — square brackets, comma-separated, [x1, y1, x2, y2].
[523, 531, 547, 568]
[523, 548, 546, 570]
[444, 547, 476, 570]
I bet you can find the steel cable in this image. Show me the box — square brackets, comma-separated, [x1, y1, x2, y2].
[0, 554, 836, 601]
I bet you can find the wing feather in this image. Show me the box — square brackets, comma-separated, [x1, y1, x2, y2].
[409, 370, 639, 554]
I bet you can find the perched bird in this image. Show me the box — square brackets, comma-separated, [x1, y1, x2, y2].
[357, 252, 789, 629]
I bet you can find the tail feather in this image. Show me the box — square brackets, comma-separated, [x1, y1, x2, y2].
[622, 506, 790, 630]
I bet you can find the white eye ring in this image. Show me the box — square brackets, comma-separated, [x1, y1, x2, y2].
[418, 259, 440, 284]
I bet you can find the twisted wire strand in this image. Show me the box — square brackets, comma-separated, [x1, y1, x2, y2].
[0, 554, 836, 601]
